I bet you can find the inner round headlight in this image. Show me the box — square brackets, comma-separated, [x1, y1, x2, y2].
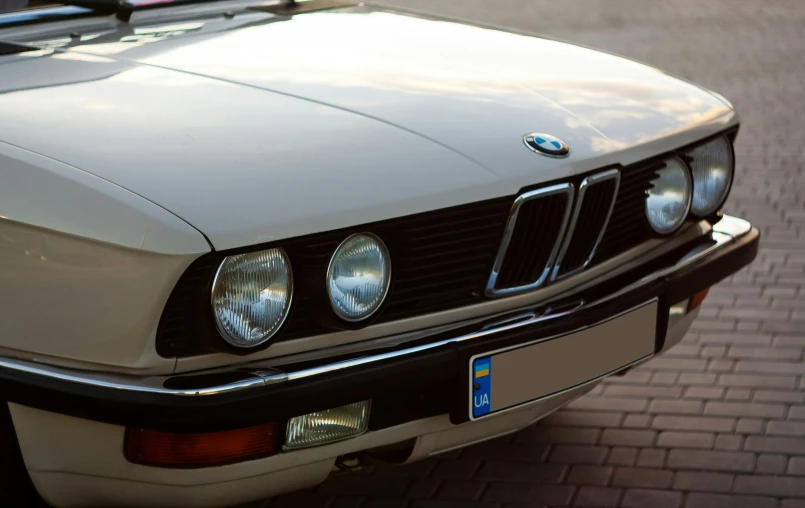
[688, 136, 734, 216]
[327, 233, 391, 322]
[645, 158, 693, 235]
[211, 248, 292, 348]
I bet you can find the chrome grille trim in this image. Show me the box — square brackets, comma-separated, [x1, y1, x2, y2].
[551, 169, 621, 281]
[485, 183, 574, 297]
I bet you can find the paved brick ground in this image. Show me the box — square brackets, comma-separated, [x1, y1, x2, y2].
[266, 1, 805, 506]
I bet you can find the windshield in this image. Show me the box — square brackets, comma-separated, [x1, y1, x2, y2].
[1, 0, 33, 13]
[0, 0, 221, 22]
[0, 0, 56, 13]
[0, 0, 102, 27]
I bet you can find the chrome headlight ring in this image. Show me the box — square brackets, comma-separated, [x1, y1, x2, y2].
[645, 157, 693, 235]
[688, 135, 735, 217]
[327, 233, 392, 322]
[211, 248, 293, 348]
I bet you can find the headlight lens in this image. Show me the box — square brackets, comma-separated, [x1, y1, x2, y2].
[689, 136, 734, 216]
[645, 158, 693, 234]
[327, 233, 391, 322]
[211, 248, 292, 348]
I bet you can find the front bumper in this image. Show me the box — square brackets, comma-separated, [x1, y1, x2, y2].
[0, 215, 758, 433]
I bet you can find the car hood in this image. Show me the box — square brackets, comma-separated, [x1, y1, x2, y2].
[0, 5, 736, 250]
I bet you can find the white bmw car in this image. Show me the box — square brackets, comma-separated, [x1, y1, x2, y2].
[0, 0, 758, 506]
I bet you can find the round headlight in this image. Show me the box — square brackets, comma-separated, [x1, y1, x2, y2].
[327, 233, 391, 322]
[689, 136, 734, 216]
[645, 158, 693, 235]
[211, 248, 292, 348]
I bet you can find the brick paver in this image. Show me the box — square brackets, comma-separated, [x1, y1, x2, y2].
[265, 0, 805, 506]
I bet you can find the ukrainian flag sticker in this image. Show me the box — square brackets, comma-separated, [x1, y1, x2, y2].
[472, 357, 492, 417]
[474, 360, 490, 379]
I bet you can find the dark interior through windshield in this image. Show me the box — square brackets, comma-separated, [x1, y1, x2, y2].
[1, 1, 67, 14]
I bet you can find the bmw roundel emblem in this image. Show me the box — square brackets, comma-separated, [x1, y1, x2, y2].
[523, 133, 570, 158]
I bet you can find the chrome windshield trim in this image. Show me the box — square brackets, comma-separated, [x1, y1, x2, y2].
[0, 215, 754, 398]
[485, 183, 575, 297]
[551, 169, 621, 281]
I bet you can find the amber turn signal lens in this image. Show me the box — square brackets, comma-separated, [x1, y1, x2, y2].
[125, 423, 279, 468]
[688, 287, 710, 311]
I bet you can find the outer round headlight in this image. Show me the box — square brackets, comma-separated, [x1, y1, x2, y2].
[212, 248, 292, 348]
[689, 136, 734, 216]
[327, 233, 391, 322]
[645, 157, 693, 235]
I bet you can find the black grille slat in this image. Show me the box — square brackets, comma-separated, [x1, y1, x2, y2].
[556, 177, 619, 277]
[593, 163, 658, 263]
[505, 199, 540, 287]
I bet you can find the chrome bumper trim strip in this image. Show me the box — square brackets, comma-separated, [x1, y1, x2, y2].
[0, 215, 753, 398]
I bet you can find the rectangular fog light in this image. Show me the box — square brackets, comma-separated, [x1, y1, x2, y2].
[284, 400, 371, 450]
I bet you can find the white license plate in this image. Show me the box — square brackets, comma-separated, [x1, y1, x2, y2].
[469, 300, 657, 419]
